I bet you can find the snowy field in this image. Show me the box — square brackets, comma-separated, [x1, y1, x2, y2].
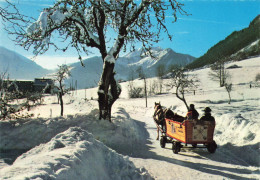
[0, 57, 259, 179]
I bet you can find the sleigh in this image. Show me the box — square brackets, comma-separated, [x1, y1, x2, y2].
[158, 118, 217, 154]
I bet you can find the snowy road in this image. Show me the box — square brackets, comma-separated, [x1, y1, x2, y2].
[115, 98, 259, 180]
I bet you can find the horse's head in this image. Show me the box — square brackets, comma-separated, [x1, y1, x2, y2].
[154, 102, 162, 111]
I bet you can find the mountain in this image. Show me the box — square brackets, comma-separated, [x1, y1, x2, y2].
[65, 56, 103, 89]
[187, 15, 260, 69]
[0, 46, 52, 80]
[118, 47, 195, 78]
[66, 47, 195, 89]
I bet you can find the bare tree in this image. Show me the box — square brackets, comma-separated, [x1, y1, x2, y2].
[225, 83, 232, 104]
[255, 73, 260, 82]
[156, 64, 166, 79]
[148, 80, 158, 95]
[137, 67, 147, 107]
[3, 0, 186, 121]
[156, 64, 166, 94]
[167, 68, 199, 110]
[0, 1, 32, 27]
[255, 73, 260, 88]
[0, 71, 33, 120]
[54, 64, 71, 116]
[209, 60, 229, 87]
[223, 69, 232, 104]
[167, 64, 180, 73]
[127, 71, 143, 99]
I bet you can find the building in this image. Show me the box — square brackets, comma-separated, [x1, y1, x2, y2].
[34, 78, 54, 93]
[4, 80, 34, 93]
[3, 78, 54, 94]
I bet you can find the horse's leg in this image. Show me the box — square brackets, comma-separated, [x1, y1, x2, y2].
[156, 126, 159, 140]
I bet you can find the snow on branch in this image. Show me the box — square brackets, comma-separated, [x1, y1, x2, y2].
[104, 55, 116, 64]
[0, 0, 34, 27]
[105, 0, 187, 59]
[4, 0, 187, 62]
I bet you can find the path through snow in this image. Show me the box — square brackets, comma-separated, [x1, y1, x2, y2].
[114, 98, 259, 180]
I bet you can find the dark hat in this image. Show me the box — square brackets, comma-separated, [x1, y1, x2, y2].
[203, 107, 211, 112]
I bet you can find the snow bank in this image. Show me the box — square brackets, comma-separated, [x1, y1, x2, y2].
[0, 107, 147, 160]
[187, 57, 260, 166]
[214, 111, 260, 166]
[0, 127, 153, 180]
[215, 113, 259, 146]
[1, 57, 259, 179]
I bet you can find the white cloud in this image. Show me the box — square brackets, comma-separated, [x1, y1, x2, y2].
[178, 17, 231, 25]
[165, 15, 230, 25]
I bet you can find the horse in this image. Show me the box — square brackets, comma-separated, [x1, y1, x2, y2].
[153, 102, 185, 140]
[153, 102, 166, 140]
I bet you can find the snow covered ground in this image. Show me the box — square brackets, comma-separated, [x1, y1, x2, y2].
[0, 57, 259, 179]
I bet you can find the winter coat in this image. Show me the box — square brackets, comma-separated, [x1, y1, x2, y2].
[200, 113, 215, 122]
[186, 109, 199, 120]
[191, 109, 199, 119]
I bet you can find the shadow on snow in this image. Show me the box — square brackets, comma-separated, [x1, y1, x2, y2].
[120, 112, 259, 180]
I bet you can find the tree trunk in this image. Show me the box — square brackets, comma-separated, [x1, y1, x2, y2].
[182, 95, 189, 111]
[220, 63, 225, 87]
[228, 92, 231, 104]
[219, 66, 222, 87]
[59, 92, 63, 116]
[98, 61, 121, 121]
[176, 87, 189, 111]
[59, 81, 63, 117]
[144, 77, 147, 108]
[177, 94, 189, 111]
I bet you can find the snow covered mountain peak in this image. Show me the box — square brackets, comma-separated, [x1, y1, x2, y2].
[123, 46, 164, 59]
[65, 47, 195, 89]
[124, 48, 143, 59]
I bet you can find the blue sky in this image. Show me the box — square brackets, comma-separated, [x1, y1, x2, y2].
[0, 0, 259, 69]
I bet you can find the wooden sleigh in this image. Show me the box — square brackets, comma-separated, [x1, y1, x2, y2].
[155, 117, 217, 154]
